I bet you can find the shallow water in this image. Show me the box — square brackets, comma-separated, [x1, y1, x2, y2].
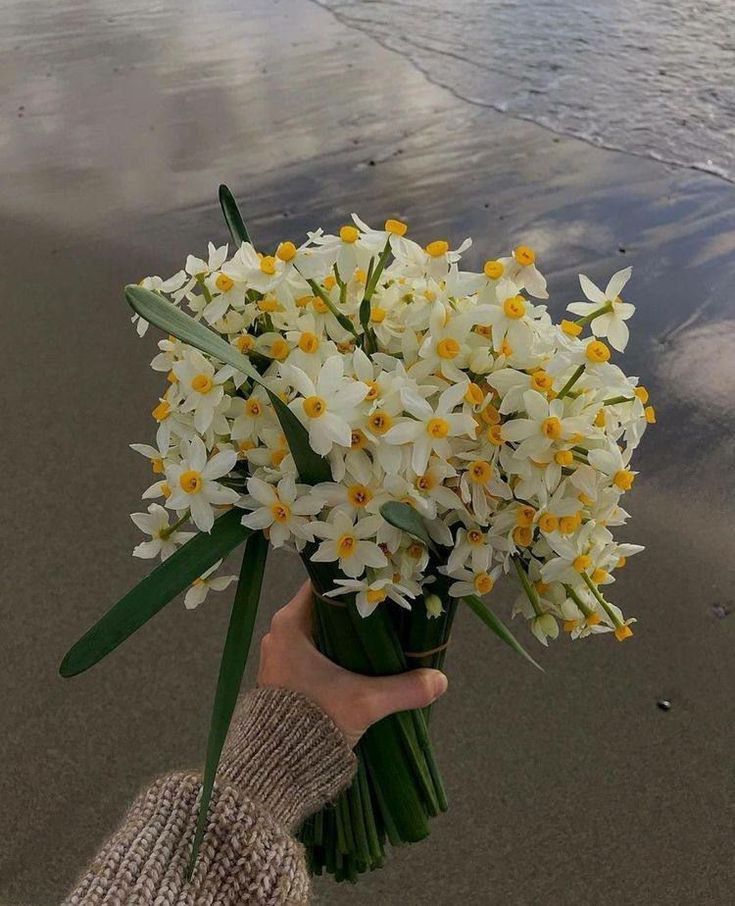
[319, 0, 735, 182]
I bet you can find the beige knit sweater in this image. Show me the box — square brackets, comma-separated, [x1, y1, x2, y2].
[65, 687, 357, 905]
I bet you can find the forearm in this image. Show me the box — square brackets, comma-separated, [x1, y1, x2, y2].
[65, 687, 356, 906]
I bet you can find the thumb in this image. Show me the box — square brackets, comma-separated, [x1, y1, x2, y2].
[360, 669, 448, 726]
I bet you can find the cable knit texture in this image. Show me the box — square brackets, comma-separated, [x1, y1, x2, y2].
[64, 687, 357, 905]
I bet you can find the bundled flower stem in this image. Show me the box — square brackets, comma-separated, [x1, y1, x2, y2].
[60, 186, 652, 882]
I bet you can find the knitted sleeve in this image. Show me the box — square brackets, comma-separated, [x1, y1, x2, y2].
[64, 687, 357, 905]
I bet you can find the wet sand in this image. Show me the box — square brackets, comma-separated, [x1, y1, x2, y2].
[2, 0, 735, 903]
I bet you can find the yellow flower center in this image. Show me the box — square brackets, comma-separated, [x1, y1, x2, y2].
[480, 403, 500, 426]
[258, 296, 280, 313]
[538, 513, 558, 533]
[363, 380, 379, 401]
[191, 373, 213, 394]
[416, 473, 436, 491]
[475, 324, 493, 339]
[541, 416, 562, 439]
[151, 457, 164, 475]
[563, 619, 579, 632]
[474, 572, 495, 595]
[555, 450, 573, 466]
[467, 529, 484, 545]
[347, 484, 372, 507]
[351, 429, 368, 449]
[298, 331, 320, 354]
[645, 405, 656, 424]
[634, 386, 649, 403]
[513, 245, 536, 266]
[270, 338, 289, 360]
[303, 395, 327, 418]
[513, 525, 533, 547]
[215, 273, 234, 292]
[427, 417, 450, 438]
[516, 505, 536, 527]
[160, 482, 171, 499]
[276, 241, 297, 262]
[503, 295, 526, 319]
[337, 533, 357, 558]
[500, 338, 513, 356]
[487, 424, 504, 445]
[531, 370, 553, 392]
[245, 398, 262, 417]
[259, 256, 277, 275]
[615, 625, 634, 641]
[426, 240, 449, 257]
[592, 568, 609, 584]
[340, 225, 359, 243]
[323, 275, 337, 291]
[366, 588, 388, 604]
[437, 337, 461, 359]
[407, 542, 425, 559]
[559, 513, 581, 534]
[271, 449, 286, 467]
[594, 409, 607, 428]
[587, 611, 602, 626]
[586, 339, 611, 363]
[270, 502, 291, 523]
[573, 554, 592, 572]
[613, 469, 635, 491]
[236, 334, 255, 353]
[167, 370, 177, 384]
[152, 400, 170, 422]
[468, 460, 492, 484]
[385, 219, 408, 235]
[368, 411, 393, 435]
[561, 319, 583, 337]
[371, 307, 387, 323]
[179, 469, 203, 494]
[617, 556, 627, 569]
[483, 259, 504, 279]
[464, 382, 485, 406]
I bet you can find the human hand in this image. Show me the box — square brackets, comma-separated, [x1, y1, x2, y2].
[257, 581, 448, 748]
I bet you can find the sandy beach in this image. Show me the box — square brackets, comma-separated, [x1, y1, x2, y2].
[2, 0, 735, 902]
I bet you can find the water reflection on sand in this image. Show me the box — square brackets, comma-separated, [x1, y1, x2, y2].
[3, 0, 735, 904]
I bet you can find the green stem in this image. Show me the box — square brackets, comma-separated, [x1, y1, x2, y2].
[557, 364, 585, 400]
[363, 239, 391, 302]
[305, 276, 359, 338]
[574, 301, 612, 327]
[160, 509, 190, 540]
[512, 556, 543, 616]
[566, 585, 594, 618]
[195, 274, 213, 305]
[580, 572, 622, 627]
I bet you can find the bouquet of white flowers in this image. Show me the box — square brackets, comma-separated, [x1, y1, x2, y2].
[61, 186, 654, 882]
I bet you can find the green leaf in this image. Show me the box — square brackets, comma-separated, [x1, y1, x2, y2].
[187, 530, 268, 878]
[125, 285, 330, 485]
[59, 510, 250, 678]
[218, 184, 251, 246]
[379, 501, 436, 552]
[462, 594, 543, 671]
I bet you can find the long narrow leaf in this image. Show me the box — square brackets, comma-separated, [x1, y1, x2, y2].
[125, 285, 330, 485]
[218, 184, 251, 246]
[379, 501, 436, 551]
[463, 594, 543, 671]
[60, 510, 250, 677]
[187, 530, 268, 877]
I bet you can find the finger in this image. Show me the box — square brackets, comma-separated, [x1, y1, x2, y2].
[359, 669, 448, 725]
[276, 580, 314, 635]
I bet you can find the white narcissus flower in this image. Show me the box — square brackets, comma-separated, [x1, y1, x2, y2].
[446, 565, 502, 599]
[502, 390, 590, 461]
[130, 503, 195, 560]
[567, 268, 634, 352]
[240, 475, 323, 548]
[383, 380, 476, 475]
[184, 560, 237, 610]
[325, 574, 415, 617]
[165, 436, 239, 532]
[284, 357, 368, 456]
[309, 511, 387, 579]
[173, 349, 233, 433]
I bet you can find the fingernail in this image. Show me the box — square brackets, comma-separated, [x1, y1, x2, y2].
[432, 672, 448, 700]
